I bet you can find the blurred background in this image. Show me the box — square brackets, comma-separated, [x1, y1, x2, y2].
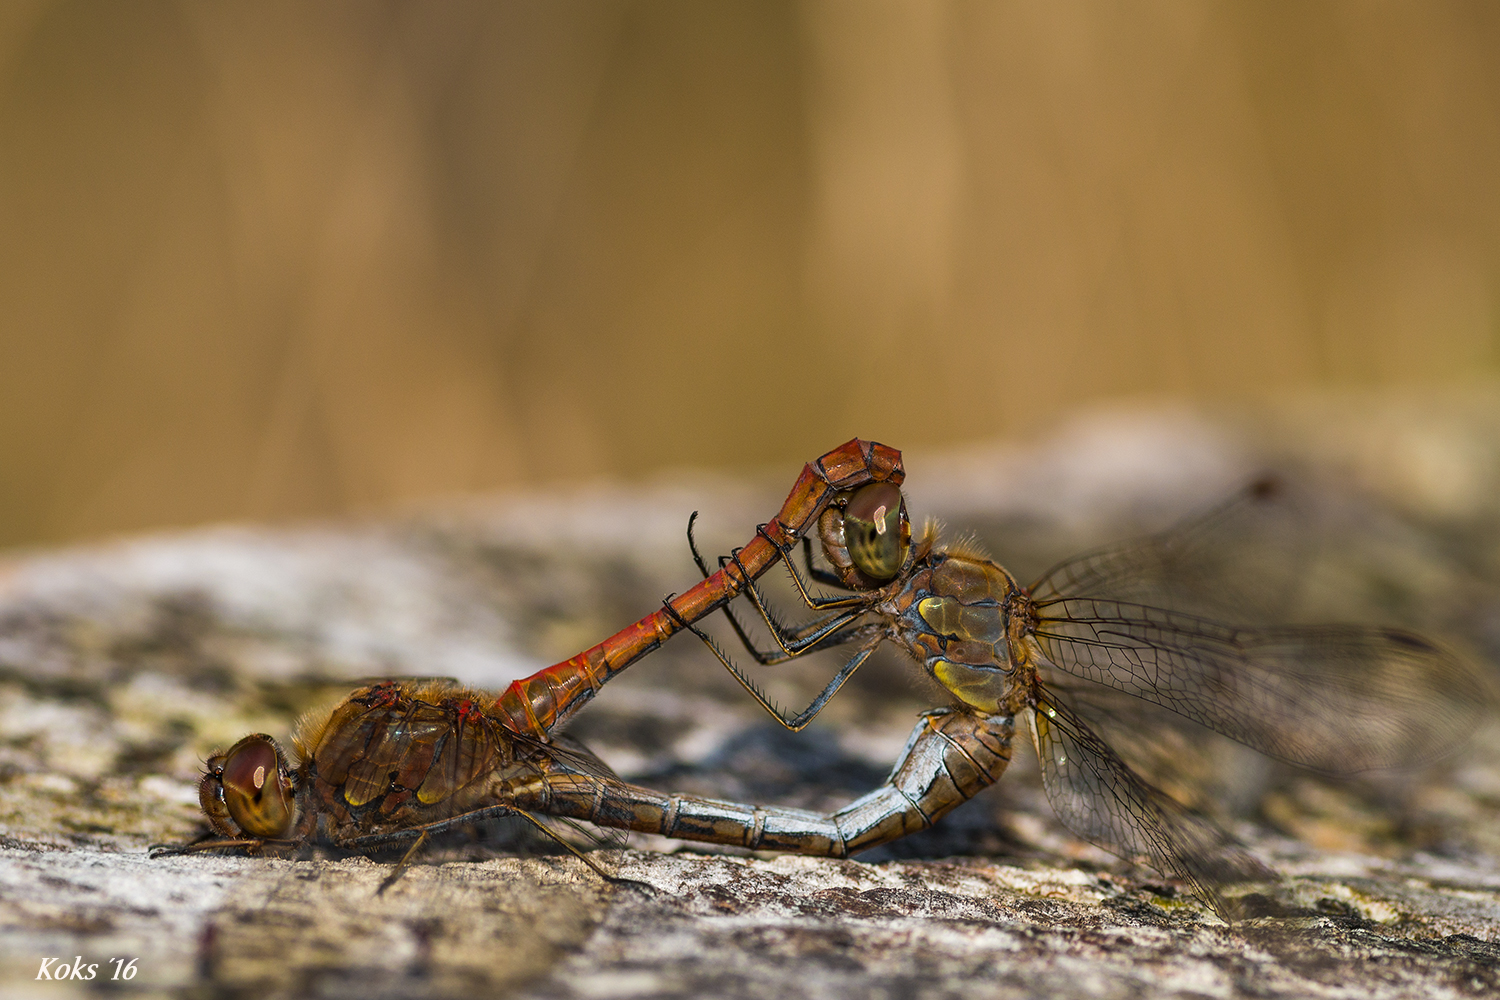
[2, 1, 1499, 549]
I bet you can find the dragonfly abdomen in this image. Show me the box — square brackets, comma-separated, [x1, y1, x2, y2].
[516, 708, 1015, 857]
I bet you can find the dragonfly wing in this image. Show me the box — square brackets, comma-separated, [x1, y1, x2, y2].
[1027, 478, 1314, 622]
[512, 731, 631, 850]
[1036, 675, 1263, 811]
[1028, 696, 1271, 918]
[1030, 597, 1488, 773]
[546, 732, 623, 782]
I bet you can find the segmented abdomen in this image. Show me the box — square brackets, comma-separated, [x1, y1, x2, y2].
[512, 709, 1014, 856]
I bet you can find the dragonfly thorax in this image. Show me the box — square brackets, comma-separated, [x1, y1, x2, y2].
[896, 552, 1021, 714]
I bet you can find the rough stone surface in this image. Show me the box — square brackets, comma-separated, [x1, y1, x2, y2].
[2, 400, 1500, 998]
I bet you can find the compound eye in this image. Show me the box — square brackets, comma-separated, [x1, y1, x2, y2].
[843, 483, 907, 581]
[220, 735, 294, 838]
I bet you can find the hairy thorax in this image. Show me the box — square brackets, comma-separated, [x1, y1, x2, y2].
[888, 550, 1038, 716]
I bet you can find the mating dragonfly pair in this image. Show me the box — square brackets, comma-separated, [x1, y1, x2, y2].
[172, 439, 1487, 917]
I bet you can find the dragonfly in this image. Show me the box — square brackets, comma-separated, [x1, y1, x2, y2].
[170, 441, 906, 868]
[177, 674, 1010, 892]
[642, 456, 1491, 916]
[178, 439, 1487, 917]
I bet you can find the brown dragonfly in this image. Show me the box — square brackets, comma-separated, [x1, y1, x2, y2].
[522, 438, 1485, 909]
[173, 441, 905, 870]
[646, 450, 1489, 914]
[180, 440, 1487, 917]
[179, 675, 1010, 889]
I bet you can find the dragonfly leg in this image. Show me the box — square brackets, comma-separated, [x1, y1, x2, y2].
[377, 829, 430, 894]
[684, 511, 773, 658]
[755, 524, 873, 611]
[716, 596, 869, 664]
[687, 513, 870, 662]
[750, 524, 876, 617]
[727, 540, 881, 650]
[801, 534, 848, 588]
[660, 600, 885, 730]
[525, 708, 1014, 856]
[340, 805, 619, 883]
[150, 834, 296, 857]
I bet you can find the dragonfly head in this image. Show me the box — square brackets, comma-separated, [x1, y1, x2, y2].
[200, 734, 297, 839]
[819, 482, 912, 589]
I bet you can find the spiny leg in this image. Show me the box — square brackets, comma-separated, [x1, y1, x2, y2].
[686, 511, 794, 661]
[723, 543, 872, 659]
[661, 600, 884, 731]
[377, 829, 430, 894]
[686, 513, 870, 662]
[759, 524, 875, 611]
[150, 834, 294, 857]
[347, 806, 621, 886]
[705, 525, 883, 663]
[510, 808, 661, 889]
[149, 827, 237, 856]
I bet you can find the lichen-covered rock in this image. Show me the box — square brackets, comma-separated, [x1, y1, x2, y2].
[2, 406, 1498, 998]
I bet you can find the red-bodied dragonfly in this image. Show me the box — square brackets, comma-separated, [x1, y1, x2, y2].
[170, 441, 907, 868]
[176, 676, 1008, 892]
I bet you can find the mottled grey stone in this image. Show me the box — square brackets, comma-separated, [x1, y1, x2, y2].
[2, 405, 1498, 998]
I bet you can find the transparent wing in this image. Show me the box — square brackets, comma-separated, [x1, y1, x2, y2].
[1029, 695, 1271, 918]
[1029, 596, 1487, 773]
[1036, 675, 1260, 812]
[311, 682, 632, 851]
[509, 729, 632, 851]
[1027, 478, 1315, 622]
[542, 731, 624, 782]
